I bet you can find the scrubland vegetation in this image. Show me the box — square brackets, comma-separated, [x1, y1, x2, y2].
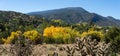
[0, 14, 120, 56]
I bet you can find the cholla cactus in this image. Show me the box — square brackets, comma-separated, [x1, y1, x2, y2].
[64, 36, 111, 56]
[9, 36, 33, 56]
[65, 46, 75, 56]
[75, 36, 111, 56]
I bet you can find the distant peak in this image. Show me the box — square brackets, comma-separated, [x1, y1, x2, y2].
[63, 7, 85, 10]
[65, 7, 84, 9]
[107, 16, 115, 18]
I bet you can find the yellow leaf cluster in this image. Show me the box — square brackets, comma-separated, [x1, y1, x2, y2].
[43, 26, 80, 39]
[81, 28, 104, 39]
[52, 19, 63, 23]
[2, 31, 22, 44]
[2, 30, 40, 44]
[23, 30, 40, 41]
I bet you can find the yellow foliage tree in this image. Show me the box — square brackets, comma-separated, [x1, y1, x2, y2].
[2, 31, 22, 44]
[23, 30, 40, 41]
[2, 30, 40, 44]
[43, 26, 80, 43]
[81, 28, 104, 41]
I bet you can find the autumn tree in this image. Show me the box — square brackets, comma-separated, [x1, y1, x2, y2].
[81, 28, 104, 41]
[2, 30, 41, 44]
[2, 31, 22, 44]
[43, 26, 80, 44]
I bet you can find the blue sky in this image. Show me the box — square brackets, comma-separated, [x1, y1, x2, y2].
[0, 0, 120, 19]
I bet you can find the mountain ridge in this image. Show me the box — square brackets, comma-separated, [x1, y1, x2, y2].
[28, 7, 120, 27]
[0, 7, 120, 27]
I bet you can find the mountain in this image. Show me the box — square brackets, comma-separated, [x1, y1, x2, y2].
[28, 7, 120, 27]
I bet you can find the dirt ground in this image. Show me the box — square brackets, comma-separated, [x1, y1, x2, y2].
[0, 44, 120, 56]
[0, 44, 78, 56]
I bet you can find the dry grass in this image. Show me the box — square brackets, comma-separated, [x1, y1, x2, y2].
[0, 37, 120, 56]
[0, 44, 73, 56]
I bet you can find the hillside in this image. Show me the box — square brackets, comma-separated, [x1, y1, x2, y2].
[28, 7, 120, 27]
[0, 11, 43, 38]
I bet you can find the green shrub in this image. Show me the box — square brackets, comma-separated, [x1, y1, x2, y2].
[104, 27, 120, 54]
[104, 27, 120, 43]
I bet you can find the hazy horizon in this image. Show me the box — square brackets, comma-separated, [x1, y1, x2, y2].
[0, 0, 120, 19]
